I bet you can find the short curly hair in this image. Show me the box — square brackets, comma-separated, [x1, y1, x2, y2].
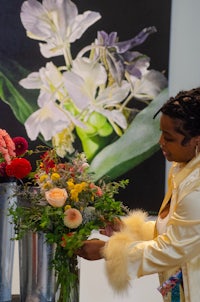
[154, 87, 200, 144]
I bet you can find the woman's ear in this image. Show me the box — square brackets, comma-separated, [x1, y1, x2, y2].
[195, 136, 200, 156]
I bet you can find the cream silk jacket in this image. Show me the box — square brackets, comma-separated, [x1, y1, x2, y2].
[103, 154, 200, 302]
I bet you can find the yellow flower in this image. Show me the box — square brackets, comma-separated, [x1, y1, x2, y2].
[64, 204, 71, 211]
[74, 183, 82, 192]
[51, 172, 60, 181]
[70, 189, 79, 202]
[79, 181, 88, 190]
[67, 180, 74, 190]
[45, 188, 68, 207]
[63, 208, 83, 229]
[39, 174, 48, 182]
[42, 181, 53, 190]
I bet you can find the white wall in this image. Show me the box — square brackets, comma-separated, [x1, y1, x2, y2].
[166, 0, 200, 178]
[169, 0, 200, 96]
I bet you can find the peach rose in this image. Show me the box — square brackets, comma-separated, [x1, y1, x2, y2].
[64, 208, 83, 229]
[45, 188, 68, 207]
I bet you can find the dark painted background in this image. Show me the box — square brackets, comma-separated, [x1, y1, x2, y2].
[0, 0, 171, 213]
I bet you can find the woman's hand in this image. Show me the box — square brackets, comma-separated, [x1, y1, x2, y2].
[76, 239, 106, 260]
[100, 217, 124, 237]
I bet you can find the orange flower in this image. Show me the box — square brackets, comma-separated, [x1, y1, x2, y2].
[45, 188, 68, 207]
[89, 183, 103, 197]
[63, 208, 82, 229]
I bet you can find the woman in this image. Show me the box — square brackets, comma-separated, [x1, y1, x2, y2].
[77, 87, 200, 302]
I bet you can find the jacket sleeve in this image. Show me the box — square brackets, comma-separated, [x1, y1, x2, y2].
[102, 210, 155, 291]
[103, 189, 200, 292]
[137, 189, 200, 276]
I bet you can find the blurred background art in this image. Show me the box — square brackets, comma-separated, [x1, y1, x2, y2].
[0, 0, 171, 213]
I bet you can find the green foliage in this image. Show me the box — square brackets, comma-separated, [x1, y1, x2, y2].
[89, 88, 169, 180]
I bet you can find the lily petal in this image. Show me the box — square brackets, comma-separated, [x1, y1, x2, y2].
[132, 70, 168, 100]
[24, 102, 71, 141]
[97, 81, 131, 106]
[20, 0, 101, 58]
[63, 57, 107, 110]
[115, 27, 157, 53]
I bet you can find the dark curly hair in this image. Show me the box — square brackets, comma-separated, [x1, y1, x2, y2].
[154, 87, 200, 144]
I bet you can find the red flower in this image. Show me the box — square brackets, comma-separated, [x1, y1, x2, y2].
[41, 151, 55, 172]
[12, 136, 28, 156]
[61, 233, 74, 247]
[6, 158, 32, 179]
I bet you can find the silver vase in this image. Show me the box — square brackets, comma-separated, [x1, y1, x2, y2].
[19, 232, 57, 302]
[0, 182, 17, 302]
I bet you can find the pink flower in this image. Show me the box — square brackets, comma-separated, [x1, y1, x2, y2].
[45, 188, 68, 207]
[64, 208, 83, 229]
[89, 183, 103, 197]
[0, 129, 16, 163]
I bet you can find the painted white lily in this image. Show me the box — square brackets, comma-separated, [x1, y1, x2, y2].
[63, 57, 130, 130]
[25, 102, 73, 141]
[130, 69, 168, 101]
[19, 62, 67, 107]
[52, 126, 75, 158]
[20, 0, 101, 61]
[15, 0, 168, 160]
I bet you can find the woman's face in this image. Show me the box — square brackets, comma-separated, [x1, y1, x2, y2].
[159, 114, 198, 163]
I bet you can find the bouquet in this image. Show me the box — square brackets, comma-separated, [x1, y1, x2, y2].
[9, 147, 129, 302]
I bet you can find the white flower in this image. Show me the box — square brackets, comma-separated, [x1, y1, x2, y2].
[130, 59, 167, 101]
[20, 0, 101, 59]
[130, 69, 168, 101]
[52, 127, 75, 157]
[63, 57, 130, 130]
[24, 102, 71, 141]
[20, 61, 85, 141]
[19, 62, 66, 107]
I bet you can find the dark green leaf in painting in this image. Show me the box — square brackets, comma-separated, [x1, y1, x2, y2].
[0, 56, 38, 124]
[89, 88, 169, 181]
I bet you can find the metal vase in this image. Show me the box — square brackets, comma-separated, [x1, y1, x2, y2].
[0, 181, 17, 302]
[19, 232, 57, 302]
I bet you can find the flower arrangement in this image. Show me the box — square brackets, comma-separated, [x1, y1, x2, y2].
[0, 128, 32, 181]
[7, 0, 166, 164]
[10, 147, 129, 302]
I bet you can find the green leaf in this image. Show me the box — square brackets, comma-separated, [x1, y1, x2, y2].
[0, 55, 38, 124]
[76, 126, 114, 161]
[89, 88, 169, 180]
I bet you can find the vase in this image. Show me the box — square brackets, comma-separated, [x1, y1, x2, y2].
[19, 232, 80, 302]
[0, 181, 17, 302]
[19, 231, 57, 302]
[55, 254, 80, 302]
